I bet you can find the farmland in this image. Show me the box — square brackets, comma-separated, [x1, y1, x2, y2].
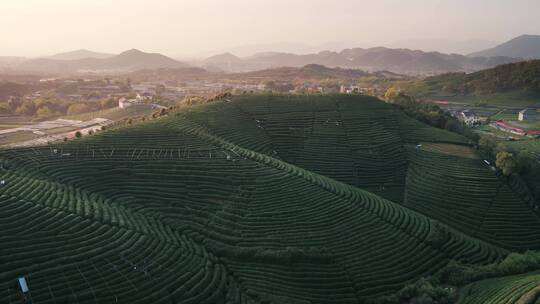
[1, 94, 539, 303]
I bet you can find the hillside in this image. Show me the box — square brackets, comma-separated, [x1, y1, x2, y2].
[2, 95, 540, 303]
[14, 49, 189, 74]
[231, 64, 405, 82]
[459, 271, 540, 303]
[470, 35, 540, 59]
[126, 64, 405, 84]
[198, 47, 519, 75]
[47, 49, 115, 60]
[408, 60, 540, 96]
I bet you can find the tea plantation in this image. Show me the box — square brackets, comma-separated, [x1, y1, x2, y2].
[1, 94, 539, 303]
[459, 272, 540, 304]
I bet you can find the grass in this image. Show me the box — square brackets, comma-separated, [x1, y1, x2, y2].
[0, 130, 41, 145]
[61, 104, 155, 121]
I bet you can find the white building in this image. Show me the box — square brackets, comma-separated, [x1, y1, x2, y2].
[118, 98, 135, 109]
[518, 108, 538, 122]
[460, 110, 480, 125]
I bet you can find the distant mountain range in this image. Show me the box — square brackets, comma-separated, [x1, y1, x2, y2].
[47, 49, 115, 60]
[4, 49, 188, 74]
[196, 48, 519, 75]
[127, 64, 406, 84]
[469, 35, 540, 59]
[3, 34, 540, 76]
[386, 39, 499, 56]
[228, 64, 406, 82]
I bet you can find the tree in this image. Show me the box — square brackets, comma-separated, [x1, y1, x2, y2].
[15, 101, 36, 116]
[100, 98, 117, 110]
[75, 131, 82, 138]
[496, 151, 517, 176]
[36, 106, 55, 119]
[384, 87, 399, 102]
[0, 103, 10, 114]
[67, 103, 91, 115]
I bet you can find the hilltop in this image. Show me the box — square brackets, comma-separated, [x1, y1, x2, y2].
[470, 35, 540, 59]
[2, 95, 540, 303]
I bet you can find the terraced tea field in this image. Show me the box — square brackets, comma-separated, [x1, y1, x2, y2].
[1, 94, 539, 303]
[460, 272, 540, 304]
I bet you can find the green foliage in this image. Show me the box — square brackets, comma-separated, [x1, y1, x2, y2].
[15, 101, 36, 115]
[36, 105, 55, 118]
[496, 151, 517, 176]
[413, 60, 540, 96]
[67, 103, 92, 115]
[389, 92, 479, 142]
[368, 278, 458, 304]
[439, 251, 540, 286]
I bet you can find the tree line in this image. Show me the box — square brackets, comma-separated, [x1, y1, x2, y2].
[385, 88, 540, 201]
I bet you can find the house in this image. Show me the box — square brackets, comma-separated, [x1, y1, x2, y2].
[460, 110, 480, 125]
[118, 98, 135, 109]
[518, 108, 538, 121]
[340, 85, 360, 94]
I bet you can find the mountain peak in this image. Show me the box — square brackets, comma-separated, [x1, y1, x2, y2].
[469, 34, 540, 59]
[120, 49, 146, 55]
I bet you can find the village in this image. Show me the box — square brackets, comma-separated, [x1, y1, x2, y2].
[443, 103, 540, 139]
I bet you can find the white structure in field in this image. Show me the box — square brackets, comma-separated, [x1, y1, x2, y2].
[460, 110, 480, 125]
[119, 97, 140, 109]
[518, 108, 538, 121]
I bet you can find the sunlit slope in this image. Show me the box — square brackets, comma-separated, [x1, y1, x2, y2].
[459, 271, 540, 304]
[0, 113, 505, 303]
[183, 94, 467, 202]
[404, 147, 540, 250]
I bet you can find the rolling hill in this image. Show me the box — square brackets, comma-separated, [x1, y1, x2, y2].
[197, 47, 519, 75]
[2, 95, 540, 303]
[14, 49, 189, 74]
[47, 49, 115, 60]
[469, 35, 540, 59]
[405, 59, 540, 97]
[126, 64, 406, 84]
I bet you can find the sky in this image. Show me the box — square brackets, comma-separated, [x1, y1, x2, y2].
[1, 0, 539, 58]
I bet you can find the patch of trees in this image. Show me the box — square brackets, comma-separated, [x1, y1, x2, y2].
[385, 88, 479, 142]
[369, 251, 540, 304]
[479, 137, 540, 199]
[421, 60, 540, 95]
[183, 92, 232, 106]
[0, 96, 118, 119]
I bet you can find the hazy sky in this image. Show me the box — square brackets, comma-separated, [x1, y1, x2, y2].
[1, 0, 539, 57]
